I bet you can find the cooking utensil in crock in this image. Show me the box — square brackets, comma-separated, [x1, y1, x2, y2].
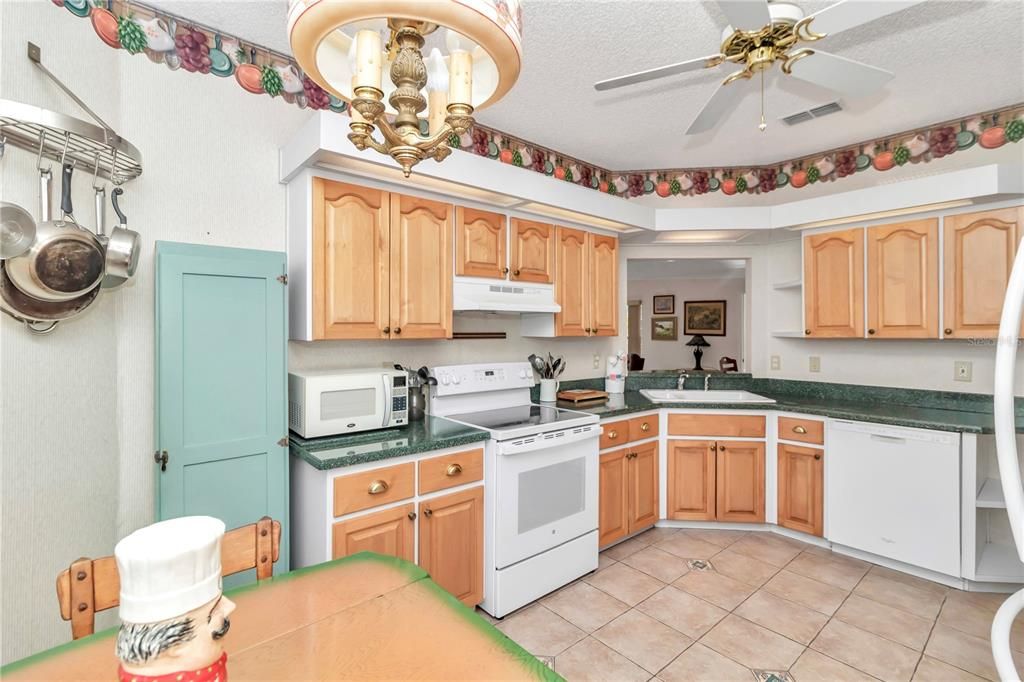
[102, 187, 140, 286]
[6, 162, 105, 301]
[0, 202, 37, 259]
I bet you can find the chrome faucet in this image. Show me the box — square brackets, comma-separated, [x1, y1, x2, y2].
[677, 371, 689, 390]
[704, 374, 711, 392]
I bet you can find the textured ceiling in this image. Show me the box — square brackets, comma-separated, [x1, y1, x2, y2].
[149, 0, 1024, 170]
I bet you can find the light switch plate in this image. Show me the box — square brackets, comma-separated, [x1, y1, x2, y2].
[770, 355, 781, 371]
[954, 360, 973, 382]
[809, 356, 821, 373]
[593, 354, 601, 369]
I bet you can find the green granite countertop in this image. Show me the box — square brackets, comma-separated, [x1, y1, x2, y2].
[290, 415, 489, 470]
[558, 390, 1017, 434]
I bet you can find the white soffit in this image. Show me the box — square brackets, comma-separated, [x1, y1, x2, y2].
[281, 113, 1023, 235]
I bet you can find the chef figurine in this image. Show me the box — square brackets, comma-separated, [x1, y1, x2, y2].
[114, 516, 235, 682]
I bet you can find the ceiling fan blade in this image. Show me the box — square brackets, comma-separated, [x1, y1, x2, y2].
[786, 50, 893, 97]
[802, 0, 926, 38]
[594, 54, 723, 91]
[718, 0, 772, 30]
[686, 77, 747, 135]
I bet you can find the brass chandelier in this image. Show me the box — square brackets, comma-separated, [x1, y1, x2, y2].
[288, 0, 523, 177]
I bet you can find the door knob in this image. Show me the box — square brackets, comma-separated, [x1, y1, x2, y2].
[641, 422, 650, 432]
[382, 326, 390, 335]
[513, 269, 520, 277]
[804, 329, 811, 335]
[423, 508, 433, 517]
[608, 430, 618, 439]
[502, 267, 509, 275]
[814, 453, 822, 460]
[868, 328, 876, 335]
[393, 327, 402, 335]
[710, 444, 717, 451]
[944, 328, 953, 335]
[408, 511, 417, 520]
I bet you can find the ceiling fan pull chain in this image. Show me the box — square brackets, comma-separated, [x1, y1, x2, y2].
[759, 70, 767, 132]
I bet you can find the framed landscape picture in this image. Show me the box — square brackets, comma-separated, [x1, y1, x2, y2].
[684, 300, 726, 336]
[651, 316, 678, 341]
[652, 294, 675, 315]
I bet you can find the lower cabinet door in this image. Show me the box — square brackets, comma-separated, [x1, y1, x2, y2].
[777, 443, 824, 536]
[598, 448, 629, 547]
[332, 503, 415, 561]
[418, 487, 484, 606]
[628, 441, 659, 533]
[716, 441, 765, 522]
[667, 440, 716, 520]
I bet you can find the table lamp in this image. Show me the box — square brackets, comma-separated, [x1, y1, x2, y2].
[686, 335, 711, 371]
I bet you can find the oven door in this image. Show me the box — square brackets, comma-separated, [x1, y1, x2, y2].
[309, 374, 390, 437]
[493, 424, 599, 568]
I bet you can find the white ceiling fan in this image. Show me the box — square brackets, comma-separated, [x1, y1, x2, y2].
[594, 0, 925, 134]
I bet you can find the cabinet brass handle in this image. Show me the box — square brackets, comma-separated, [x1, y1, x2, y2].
[382, 326, 390, 335]
[423, 508, 433, 517]
[513, 269, 520, 277]
[814, 453, 822, 460]
[368, 480, 389, 495]
[608, 430, 618, 439]
[393, 327, 402, 335]
[641, 422, 650, 432]
[868, 328, 876, 335]
[446, 463, 463, 477]
[793, 425, 807, 434]
[408, 511, 417, 520]
[944, 328, 953, 335]
[804, 329, 811, 335]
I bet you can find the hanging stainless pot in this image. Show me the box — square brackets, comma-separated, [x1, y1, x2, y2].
[6, 163, 105, 302]
[0, 201, 37, 259]
[101, 187, 139, 287]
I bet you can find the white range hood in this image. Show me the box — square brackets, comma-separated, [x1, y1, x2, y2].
[453, 279, 561, 314]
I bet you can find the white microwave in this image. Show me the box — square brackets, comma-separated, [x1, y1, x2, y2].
[288, 368, 408, 438]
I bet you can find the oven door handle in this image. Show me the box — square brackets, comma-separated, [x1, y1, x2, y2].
[496, 424, 600, 456]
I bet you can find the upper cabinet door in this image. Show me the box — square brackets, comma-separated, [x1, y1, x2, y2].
[944, 207, 1024, 339]
[590, 234, 619, 336]
[390, 194, 453, 340]
[455, 207, 507, 280]
[555, 227, 590, 336]
[804, 228, 864, 338]
[866, 219, 939, 339]
[510, 219, 554, 283]
[313, 179, 390, 340]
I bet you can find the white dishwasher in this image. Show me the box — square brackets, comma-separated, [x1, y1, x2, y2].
[827, 420, 961, 577]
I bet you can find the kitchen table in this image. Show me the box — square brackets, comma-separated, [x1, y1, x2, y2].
[2, 552, 559, 681]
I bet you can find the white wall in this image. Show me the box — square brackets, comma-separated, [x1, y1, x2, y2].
[627, 276, 744, 371]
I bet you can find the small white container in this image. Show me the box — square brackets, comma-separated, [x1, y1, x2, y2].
[605, 377, 625, 394]
[539, 379, 559, 402]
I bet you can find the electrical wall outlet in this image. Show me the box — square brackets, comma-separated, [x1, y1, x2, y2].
[809, 356, 821, 373]
[770, 355, 781, 371]
[593, 354, 601, 370]
[954, 360, 973, 382]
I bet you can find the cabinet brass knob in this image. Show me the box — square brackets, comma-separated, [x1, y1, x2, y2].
[944, 328, 953, 335]
[393, 327, 402, 335]
[502, 267, 509, 275]
[868, 328, 876, 335]
[814, 453, 822, 460]
[804, 329, 811, 335]
[641, 422, 650, 432]
[368, 480, 389, 495]
[793, 425, 807, 434]
[719, 445, 726, 451]
[513, 269, 520, 277]
[710, 444, 717, 451]
[382, 326, 390, 335]
[423, 508, 433, 517]
[446, 463, 463, 477]
[408, 511, 417, 520]
[608, 430, 618, 439]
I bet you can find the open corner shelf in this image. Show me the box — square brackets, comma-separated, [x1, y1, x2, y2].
[977, 478, 1007, 508]
[772, 279, 802, 291]
[975, 541, 1024, 582]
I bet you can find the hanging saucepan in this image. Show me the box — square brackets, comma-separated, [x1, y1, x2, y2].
[6, 163, 105, 302]
[0, 201, 37, 259]
[101, 187, 140, 288]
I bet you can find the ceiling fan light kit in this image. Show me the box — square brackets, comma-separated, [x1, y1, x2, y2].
[287, 0, 522, 176]
[596, 0, 923, 135]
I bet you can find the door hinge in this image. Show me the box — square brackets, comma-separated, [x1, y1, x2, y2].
[277, 437, 289, 447]
[276, 274, 288, 284]
[154, 449, 168, 472]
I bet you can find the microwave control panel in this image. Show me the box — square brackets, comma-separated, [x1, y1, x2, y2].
[389, 375, 408, 424]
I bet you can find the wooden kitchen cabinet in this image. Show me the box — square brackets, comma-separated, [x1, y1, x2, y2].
[866, 219, 939, 338]
[510, 218, 554, 283]
[309, 178, 452, 340]
[667, 440, 717, 521]
[455, 207, 507, 280]
[944, 207, 1024, 338]
[419, 487, 484, 606]
[332, 503, 416, 561]
[598, 448, 629, 546]
[554, 227, 619, 336]
[628, 441, 659, 533]
[715, 441, 765, 523]
[803, 228, 864, 338]
[777, 443, 824, 537]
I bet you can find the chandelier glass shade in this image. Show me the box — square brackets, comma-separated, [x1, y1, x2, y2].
[288, 0, 523, 176]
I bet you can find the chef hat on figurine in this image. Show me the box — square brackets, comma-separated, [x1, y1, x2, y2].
[116, 516, 226, 623]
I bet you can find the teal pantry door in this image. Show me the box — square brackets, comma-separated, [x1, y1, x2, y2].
[155, 241, 289, 574]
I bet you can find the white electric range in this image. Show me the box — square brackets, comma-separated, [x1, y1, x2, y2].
[429, 362, 601, 618]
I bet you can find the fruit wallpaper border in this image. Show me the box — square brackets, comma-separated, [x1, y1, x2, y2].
[58, 0, 1024, 200]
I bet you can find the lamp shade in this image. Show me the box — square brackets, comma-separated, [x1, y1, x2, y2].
[288, 0, 522, 113]
[686, 335, 711, 347]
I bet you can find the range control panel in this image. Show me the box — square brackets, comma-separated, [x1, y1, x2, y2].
[431, 362, 535, 396]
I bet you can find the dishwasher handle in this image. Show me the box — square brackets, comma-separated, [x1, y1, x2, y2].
[870, 434, 906, 445]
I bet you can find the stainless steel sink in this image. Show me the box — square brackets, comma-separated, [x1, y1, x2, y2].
[639, 389, 776, 404]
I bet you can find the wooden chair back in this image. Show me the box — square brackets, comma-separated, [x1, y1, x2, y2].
[719, 356, 739, 372]
[56, 516, 281, 640]
[628, 353, 645, 371]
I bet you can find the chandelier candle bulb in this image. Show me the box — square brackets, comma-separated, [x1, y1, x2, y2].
[353, 29, 382, 90]
[449, 50, 473, 107]
[426, 48, 450, 134]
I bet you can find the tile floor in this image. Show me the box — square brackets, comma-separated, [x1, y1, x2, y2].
[484, 528, 1024, 681]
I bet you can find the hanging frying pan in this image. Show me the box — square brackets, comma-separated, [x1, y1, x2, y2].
[0, 260, 100, 333]
[5, 162, 105, 302]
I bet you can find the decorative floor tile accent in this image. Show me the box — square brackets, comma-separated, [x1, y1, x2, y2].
[752, 670, 795, 682]
[688, 559, 713, 571]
